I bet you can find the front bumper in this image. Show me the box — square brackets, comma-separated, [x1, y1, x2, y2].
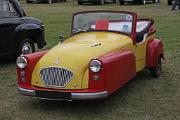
[18, 87, 108, 100]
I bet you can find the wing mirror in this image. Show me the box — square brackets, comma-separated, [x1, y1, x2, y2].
[59, 35, 65, 42]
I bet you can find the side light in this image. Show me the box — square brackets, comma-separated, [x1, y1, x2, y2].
[93, 75, 100, 81]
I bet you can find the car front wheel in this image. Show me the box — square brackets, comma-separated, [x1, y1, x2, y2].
[150, 58, 162, 78]
[18, 39, 35, 56]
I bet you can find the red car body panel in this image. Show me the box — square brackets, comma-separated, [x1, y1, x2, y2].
[18, 50, 136, 99]
[101, 50, 136, 94]
[89, 50, 136, 94]
[17, 51, 47, 87]
[146, 39, 164, 67]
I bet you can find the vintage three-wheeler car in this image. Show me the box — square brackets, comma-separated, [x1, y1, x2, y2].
[17, 10, 164, 100]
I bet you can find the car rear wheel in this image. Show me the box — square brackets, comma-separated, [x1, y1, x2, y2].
[119, 0, 125, 5]
[150, 58, 162, 78]
[18, 39, 35, 56]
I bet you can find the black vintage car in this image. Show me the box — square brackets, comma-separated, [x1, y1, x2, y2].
[0, 0, 46, 60]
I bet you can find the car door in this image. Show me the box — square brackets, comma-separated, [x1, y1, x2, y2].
[135, 34, 148, 72]
[0, 0, 22, 55]
[134, 21, 151, 72]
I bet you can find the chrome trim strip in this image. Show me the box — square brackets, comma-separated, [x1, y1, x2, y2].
[71, 91, 108, 100]
[18, 86, 108, 100]
[17, 87, 35, 96]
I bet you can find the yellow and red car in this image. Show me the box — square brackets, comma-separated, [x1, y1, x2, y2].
[16, 10, 164, 100]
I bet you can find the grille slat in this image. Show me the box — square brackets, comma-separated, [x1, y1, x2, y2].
[40, 67, 73, 88]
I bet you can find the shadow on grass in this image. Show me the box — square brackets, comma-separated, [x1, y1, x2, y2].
[0, 54, 17, 64]
[0, 60, 15, 65]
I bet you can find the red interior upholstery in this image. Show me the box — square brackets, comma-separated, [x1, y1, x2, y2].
[95, 20, 109, 30]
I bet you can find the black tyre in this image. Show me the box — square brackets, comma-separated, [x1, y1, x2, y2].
[139, 0, 146, 4]
[48, 0, 53, 4]
[153, 0, 157, 3]
[113, 0, 117, 3]
[18, 39, 35, 56]
[77, 1, 83, 5]
[98, 0, 105, 5]
[119, 0, 124, 5]
[26, 0, 33, 3]
[150, 58, 162, 78]
[168, 0, 172, 5]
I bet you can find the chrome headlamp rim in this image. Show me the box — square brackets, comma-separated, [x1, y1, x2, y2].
[16, 56, 28, 69]
[89, 59, 102, 73]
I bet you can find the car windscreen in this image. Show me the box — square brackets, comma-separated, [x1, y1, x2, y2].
[72, 12, 134, 35]
[0, 0, 19, 17]
[0, 0, 9, 16]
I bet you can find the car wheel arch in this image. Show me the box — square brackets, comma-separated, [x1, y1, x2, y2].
[89, 50, 136, 94]
[146, 39, 164, 68]
[15, 23, 46, 49]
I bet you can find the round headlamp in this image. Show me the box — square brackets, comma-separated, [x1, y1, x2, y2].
[90, 60, 102, 73]
[16, 56, 27, 69]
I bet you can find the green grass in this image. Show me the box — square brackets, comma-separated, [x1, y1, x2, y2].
[0, 0, 180, 120]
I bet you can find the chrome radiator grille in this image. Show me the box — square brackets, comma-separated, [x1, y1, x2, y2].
[40, 67, 73, 88]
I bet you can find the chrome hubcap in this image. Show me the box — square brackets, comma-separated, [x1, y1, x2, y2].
[22, 42, 32, 55]
[48, 0, 52, 4]
[101, 0, 104, 4]
[143, 0, 146, 4]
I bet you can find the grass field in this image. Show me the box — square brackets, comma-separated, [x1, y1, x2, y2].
[0, 0, 180, 120]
